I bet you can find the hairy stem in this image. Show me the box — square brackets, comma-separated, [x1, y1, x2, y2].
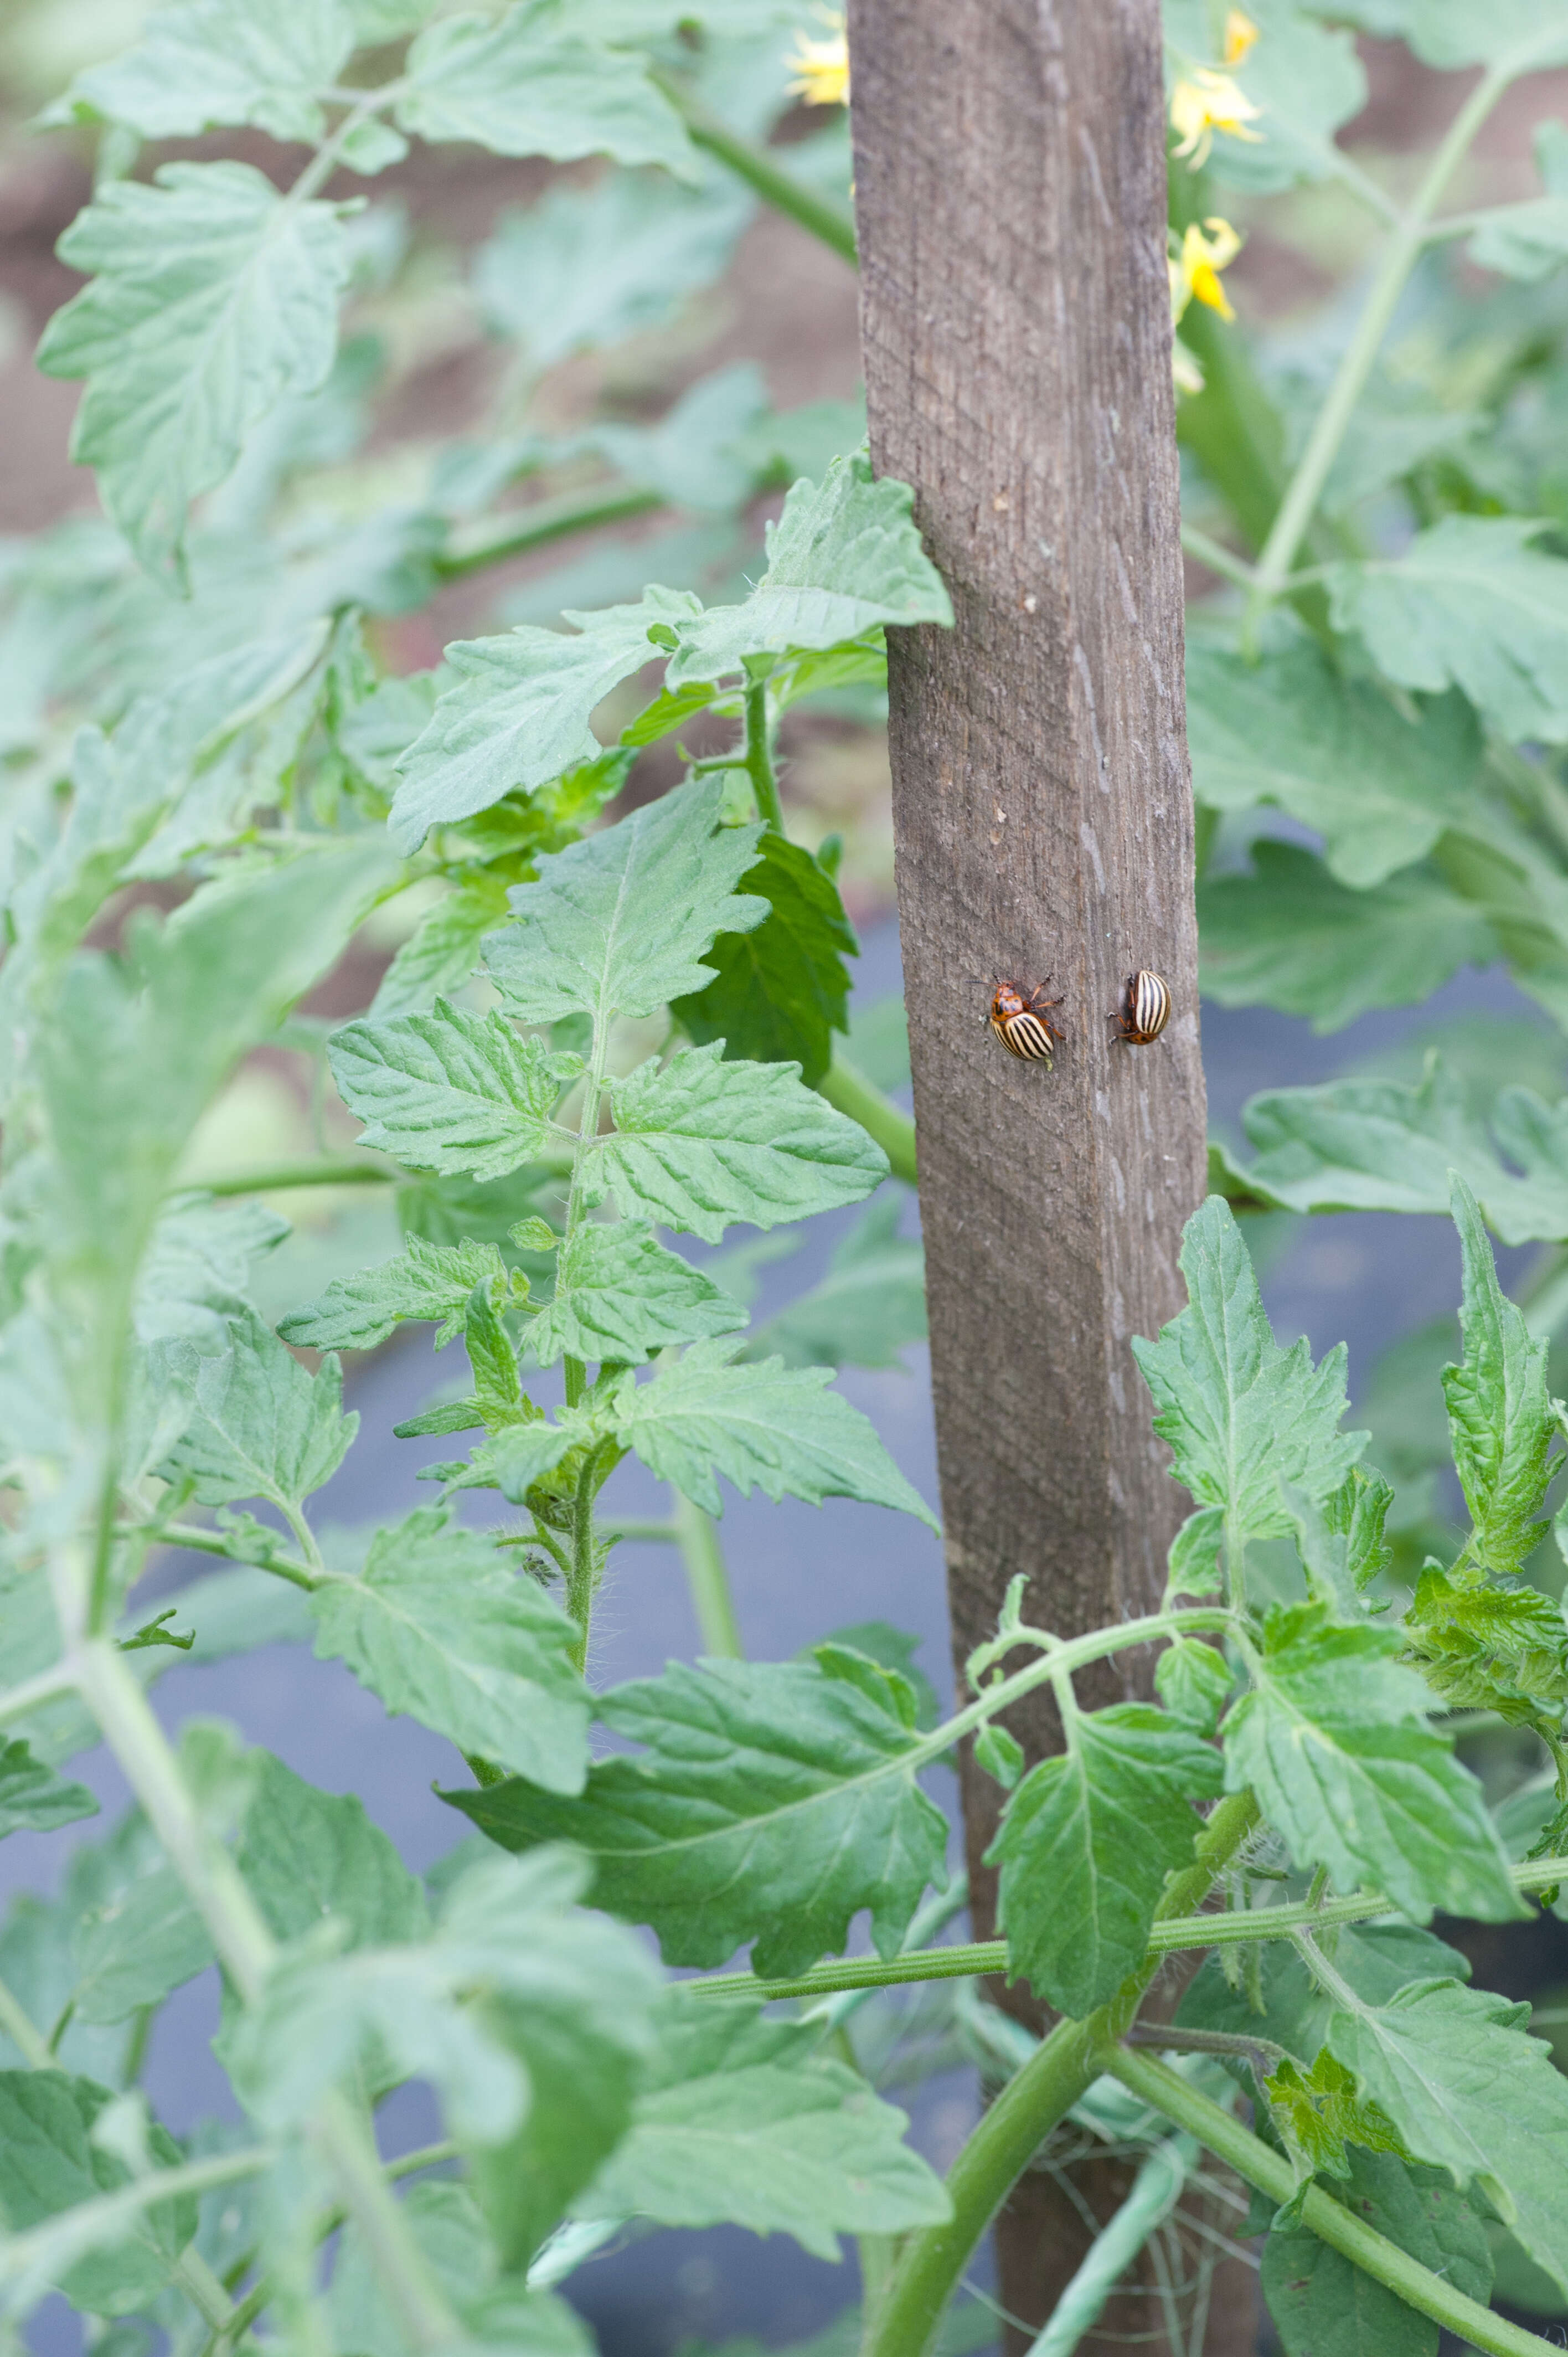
[743, 675, 786, 832]
[653, 71, 858, 264]
[1105, 2045, 1559, 2357]
[565, 1445, 605, 1672]
[860, 1792, 1260, 2357]
[674, 1489, 744, 1657]
[817, 1053, 918, 1186]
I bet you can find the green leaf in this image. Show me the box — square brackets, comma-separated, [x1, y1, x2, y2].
[484, 776, 766, 1026]
[308, 1507, 592, 1790]
[327, 2181, 496, 2357]
[226, 1847, 656, 2171]
[44, 0, 354, 142]
[463, 1280, 524, 1430]
[0, 2071, 197, 2315]
[36, 163, 350, 582]
[988, 1704, 1224, 2014]
[1404, 1563, 1568, 1723]
[1177, 1919, 1474, 2065]
[0, 1742, 96, 1841]
[1198, 844, 1495, 1031]
[369, 874, 513, 1020]
[1302, 1, 1568, 70]
[607, 1339, 937, 1525]
[1222, 1602, 1520, 1919]
[235, 1751, 430, 1950]
[590, 1043, 889, 1240]
[1327, 1976, 1568, 2297]
[1328, 518, 1568, 746]
[137, 1191, 287, 1350]
[1185, 643, 1482, 888]
[529, 1221, 745, 1367]
[73, 1861, 214, 2025]
[662, 451, 953, 687]
[473, 169, 753, 374]
[159, 1306, 355, 1512]
[1262, 2148, 1492, 2357]
[328, 1001, 561, 1179]
[1131, 1196, 1366, 1542]
[744, 1193, 927, 1370]
[389, 588, 703, 848]
[446, 1653, 950, 1976]
[1154, 1639, 1234, 1735]
[1468, 195, 1568, 281]
[1442, 1175, 1557, 1572]
[38, 838, 395, 1401]
[1223, 1058, 1568, 1241]
[672, 831, 857, 1086]
[1262, 2049, 1406, 2180]
[280, 1234, 522, 1352]
[448, 1413, 591, 1505]
[395, 3, 695, 175]
[580, 1993, 951, 2258]
[1166, 0, 1366, 192]
[1165, 1505, 1226, 1599]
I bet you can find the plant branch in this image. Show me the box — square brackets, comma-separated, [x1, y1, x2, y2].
[673, 1489, 744, 1657]
[742, 674, 786, 832]
[1105, 2044, 1560, 2357]
[154, 1524, 323, 1592]
[197, 1158, 393, 1198]
[690, 1854, 1568, 2002]
[0, 1973, 52, 2069]
[1246, 41, 1543, 626]
[817, 1053, 917, 1186]
[0, 1658, 79, 1735]
[652, 71, 858, 264]
[435, 483, 665, 581]
[859, 1791, 1260, 2357]
[1179, 524, 1257, 592]
[68, 1635, 463, 2351]
[0, 2148, 276, 2314]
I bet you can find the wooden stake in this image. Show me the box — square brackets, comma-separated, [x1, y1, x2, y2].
[846, 2, 1227, 2343]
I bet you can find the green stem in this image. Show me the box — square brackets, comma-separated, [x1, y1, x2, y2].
[69, 1634, 463, 2351]
[1179, 524, 1257, 592]
[818, 1053, 917, 1187]
[565, 1447, 604, 1672]
[653, 71, 858, 264]
[1105, 2046, 1560, 2357]
[674, 1489, 744, 1657]
[197, 1158, 393, 1197]
[0, 1659, 79, 1734]
[742, 675, 785, 832]
[0, 1972, 51, 2068]
[860, 1792, 1259, 2357]
[1247, 47, 1525, 616]
[202, 2142, 458, 2355]
[435, 483, 665, 581]
[0, 2149, 277, 2312]
[154, 1523, 323, 1592]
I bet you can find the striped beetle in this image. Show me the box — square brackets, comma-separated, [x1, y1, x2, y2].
[989, 977, 1065, 1062]
[1112, 969, 1172, 1046]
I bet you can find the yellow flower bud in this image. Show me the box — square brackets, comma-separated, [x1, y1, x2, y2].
[1169, 69, 1264, 168]
[1224, 11, 1261, 65]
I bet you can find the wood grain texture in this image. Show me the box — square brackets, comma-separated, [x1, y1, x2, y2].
[846, 2, 1225, 2343]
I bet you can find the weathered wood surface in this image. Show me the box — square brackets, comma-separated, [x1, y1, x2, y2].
[846, 0, 1225, 2343]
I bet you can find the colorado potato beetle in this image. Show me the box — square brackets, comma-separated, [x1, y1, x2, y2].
[989, 978, 1065, 1062]
[1112, 969, 1172, 1046]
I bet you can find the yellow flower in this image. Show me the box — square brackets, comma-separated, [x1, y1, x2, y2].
[787, 13, 849, 106]
[1169, 218, 1242, 326]
[1224, 10, 1260, 65]
[1169, 69, 1263, 167]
